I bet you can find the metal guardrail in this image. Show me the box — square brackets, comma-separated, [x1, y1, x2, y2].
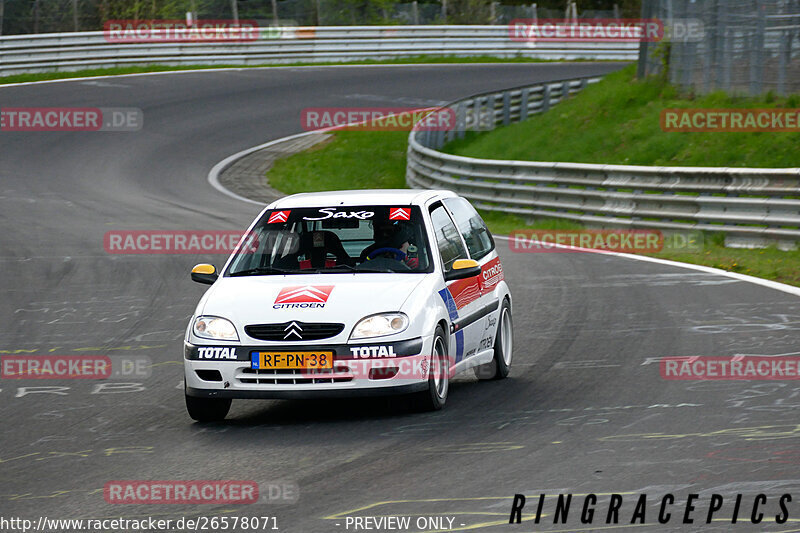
[0, 26, 638, 76]
[406, 76, 800, 247]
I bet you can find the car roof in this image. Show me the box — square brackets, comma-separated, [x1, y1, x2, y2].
[268, 189, 457, 209]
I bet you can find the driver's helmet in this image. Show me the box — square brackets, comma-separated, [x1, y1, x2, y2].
[380, 221, 415, 250]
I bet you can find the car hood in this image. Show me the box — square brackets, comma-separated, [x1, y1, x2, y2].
[199, 273, 427, 339]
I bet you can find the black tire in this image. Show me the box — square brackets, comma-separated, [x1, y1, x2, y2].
[476, 298, 513, 381]
[185, 393, 231, 422]
[412, 325, 449, 411]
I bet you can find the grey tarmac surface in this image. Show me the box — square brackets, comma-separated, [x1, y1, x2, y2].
[1, 63, 799, 532]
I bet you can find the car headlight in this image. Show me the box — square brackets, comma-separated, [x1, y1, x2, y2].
[350, 313, 409, 340]
[192, 316, 239, 341]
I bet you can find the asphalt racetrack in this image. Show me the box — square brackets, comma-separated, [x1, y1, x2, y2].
[1, 63, 799, 532]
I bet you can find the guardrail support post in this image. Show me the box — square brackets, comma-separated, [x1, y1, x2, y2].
[542, 85, 551, 113]
[456, 103, 466, 139]
[520, 88, 529, 121]
[502, 92, 511, 126]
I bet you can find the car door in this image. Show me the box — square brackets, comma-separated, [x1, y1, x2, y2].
[442, 197, 502, 358]
[428, 202, 482, 365]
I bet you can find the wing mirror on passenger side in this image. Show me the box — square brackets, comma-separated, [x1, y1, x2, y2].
[191, 264, 218, 285]
[444, 259, 481, 282]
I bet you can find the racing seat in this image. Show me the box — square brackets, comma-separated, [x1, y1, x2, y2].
[294, 230, 353, 269]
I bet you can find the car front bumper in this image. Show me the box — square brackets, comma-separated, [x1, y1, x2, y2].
[183, 336, 433, 399]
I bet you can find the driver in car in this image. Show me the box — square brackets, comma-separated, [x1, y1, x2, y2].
[363, 222, 419, 270]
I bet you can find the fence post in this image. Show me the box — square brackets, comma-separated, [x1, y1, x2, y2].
[637, 0, 652, 78]
[412, 1, 419, 25]
[271, 0, 279, 24]
[681, 0, 697, 89]
[750, 0, 765, 95]
[716, 0, 728, 91]
[72, 0, 79, 31]
[703, 0, 717, 92]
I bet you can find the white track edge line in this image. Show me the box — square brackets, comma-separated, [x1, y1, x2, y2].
[207, 130, 320, 206]
[493, 234, 800, 298]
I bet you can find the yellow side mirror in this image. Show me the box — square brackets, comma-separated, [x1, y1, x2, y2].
[446, 259, 481, 282]
[191, 264, 218, 285]
[452, 259, 479, 270]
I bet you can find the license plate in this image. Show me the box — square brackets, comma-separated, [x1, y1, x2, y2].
[251, 351, 333, 370]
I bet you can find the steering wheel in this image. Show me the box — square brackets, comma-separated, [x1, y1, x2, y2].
[367, 247, 406, 262]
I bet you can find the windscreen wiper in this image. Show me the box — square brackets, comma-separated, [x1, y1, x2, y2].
[228, 266, 296, 277]
[320, 264, 394, 273]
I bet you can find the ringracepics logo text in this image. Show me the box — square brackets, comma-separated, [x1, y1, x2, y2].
[509, 493, 794, 526]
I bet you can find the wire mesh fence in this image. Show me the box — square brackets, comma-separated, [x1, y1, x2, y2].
[639, 0, 800, 95]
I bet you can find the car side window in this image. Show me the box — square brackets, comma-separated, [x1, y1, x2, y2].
[443, 197, 494, 260]
[429, 204, 468, 272]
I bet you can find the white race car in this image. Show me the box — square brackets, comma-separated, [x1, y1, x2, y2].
[184, 189, 512, 421]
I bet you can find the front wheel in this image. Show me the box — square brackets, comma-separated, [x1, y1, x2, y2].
[412, 325, 449, 411]
[185, 392, 231, 422]
[476, 298, 513, 380]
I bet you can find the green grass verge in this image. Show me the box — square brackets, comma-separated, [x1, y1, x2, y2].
[0, 55, 591, 86]
[267, 63, 799, 286]
[443, 64, 800, 168]
[267, 128, 800, 287]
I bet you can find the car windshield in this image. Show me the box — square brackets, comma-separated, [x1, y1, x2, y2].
[226, 205, 433, 275]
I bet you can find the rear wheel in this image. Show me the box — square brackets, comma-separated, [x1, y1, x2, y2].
[476, 298, 513, 380]
[412, 325, 449, 411]
[185, 392, 231, 422]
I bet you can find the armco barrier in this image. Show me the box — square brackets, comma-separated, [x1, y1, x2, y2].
[406, 76, 800, 248]
[0, 26, 638, 76]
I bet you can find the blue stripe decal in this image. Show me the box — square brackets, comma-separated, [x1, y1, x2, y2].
[455, 330, 464, 362]
[438, 288, 464, 362]
[438, 288, 459, 321]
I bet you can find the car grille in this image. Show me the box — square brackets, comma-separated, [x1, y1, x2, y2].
[244, 321, 345, 341]
[237, 367, 353, 385]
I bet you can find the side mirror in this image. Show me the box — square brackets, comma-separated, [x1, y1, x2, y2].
[444, 259, 481, 282]
[191, 264, 218, 285]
